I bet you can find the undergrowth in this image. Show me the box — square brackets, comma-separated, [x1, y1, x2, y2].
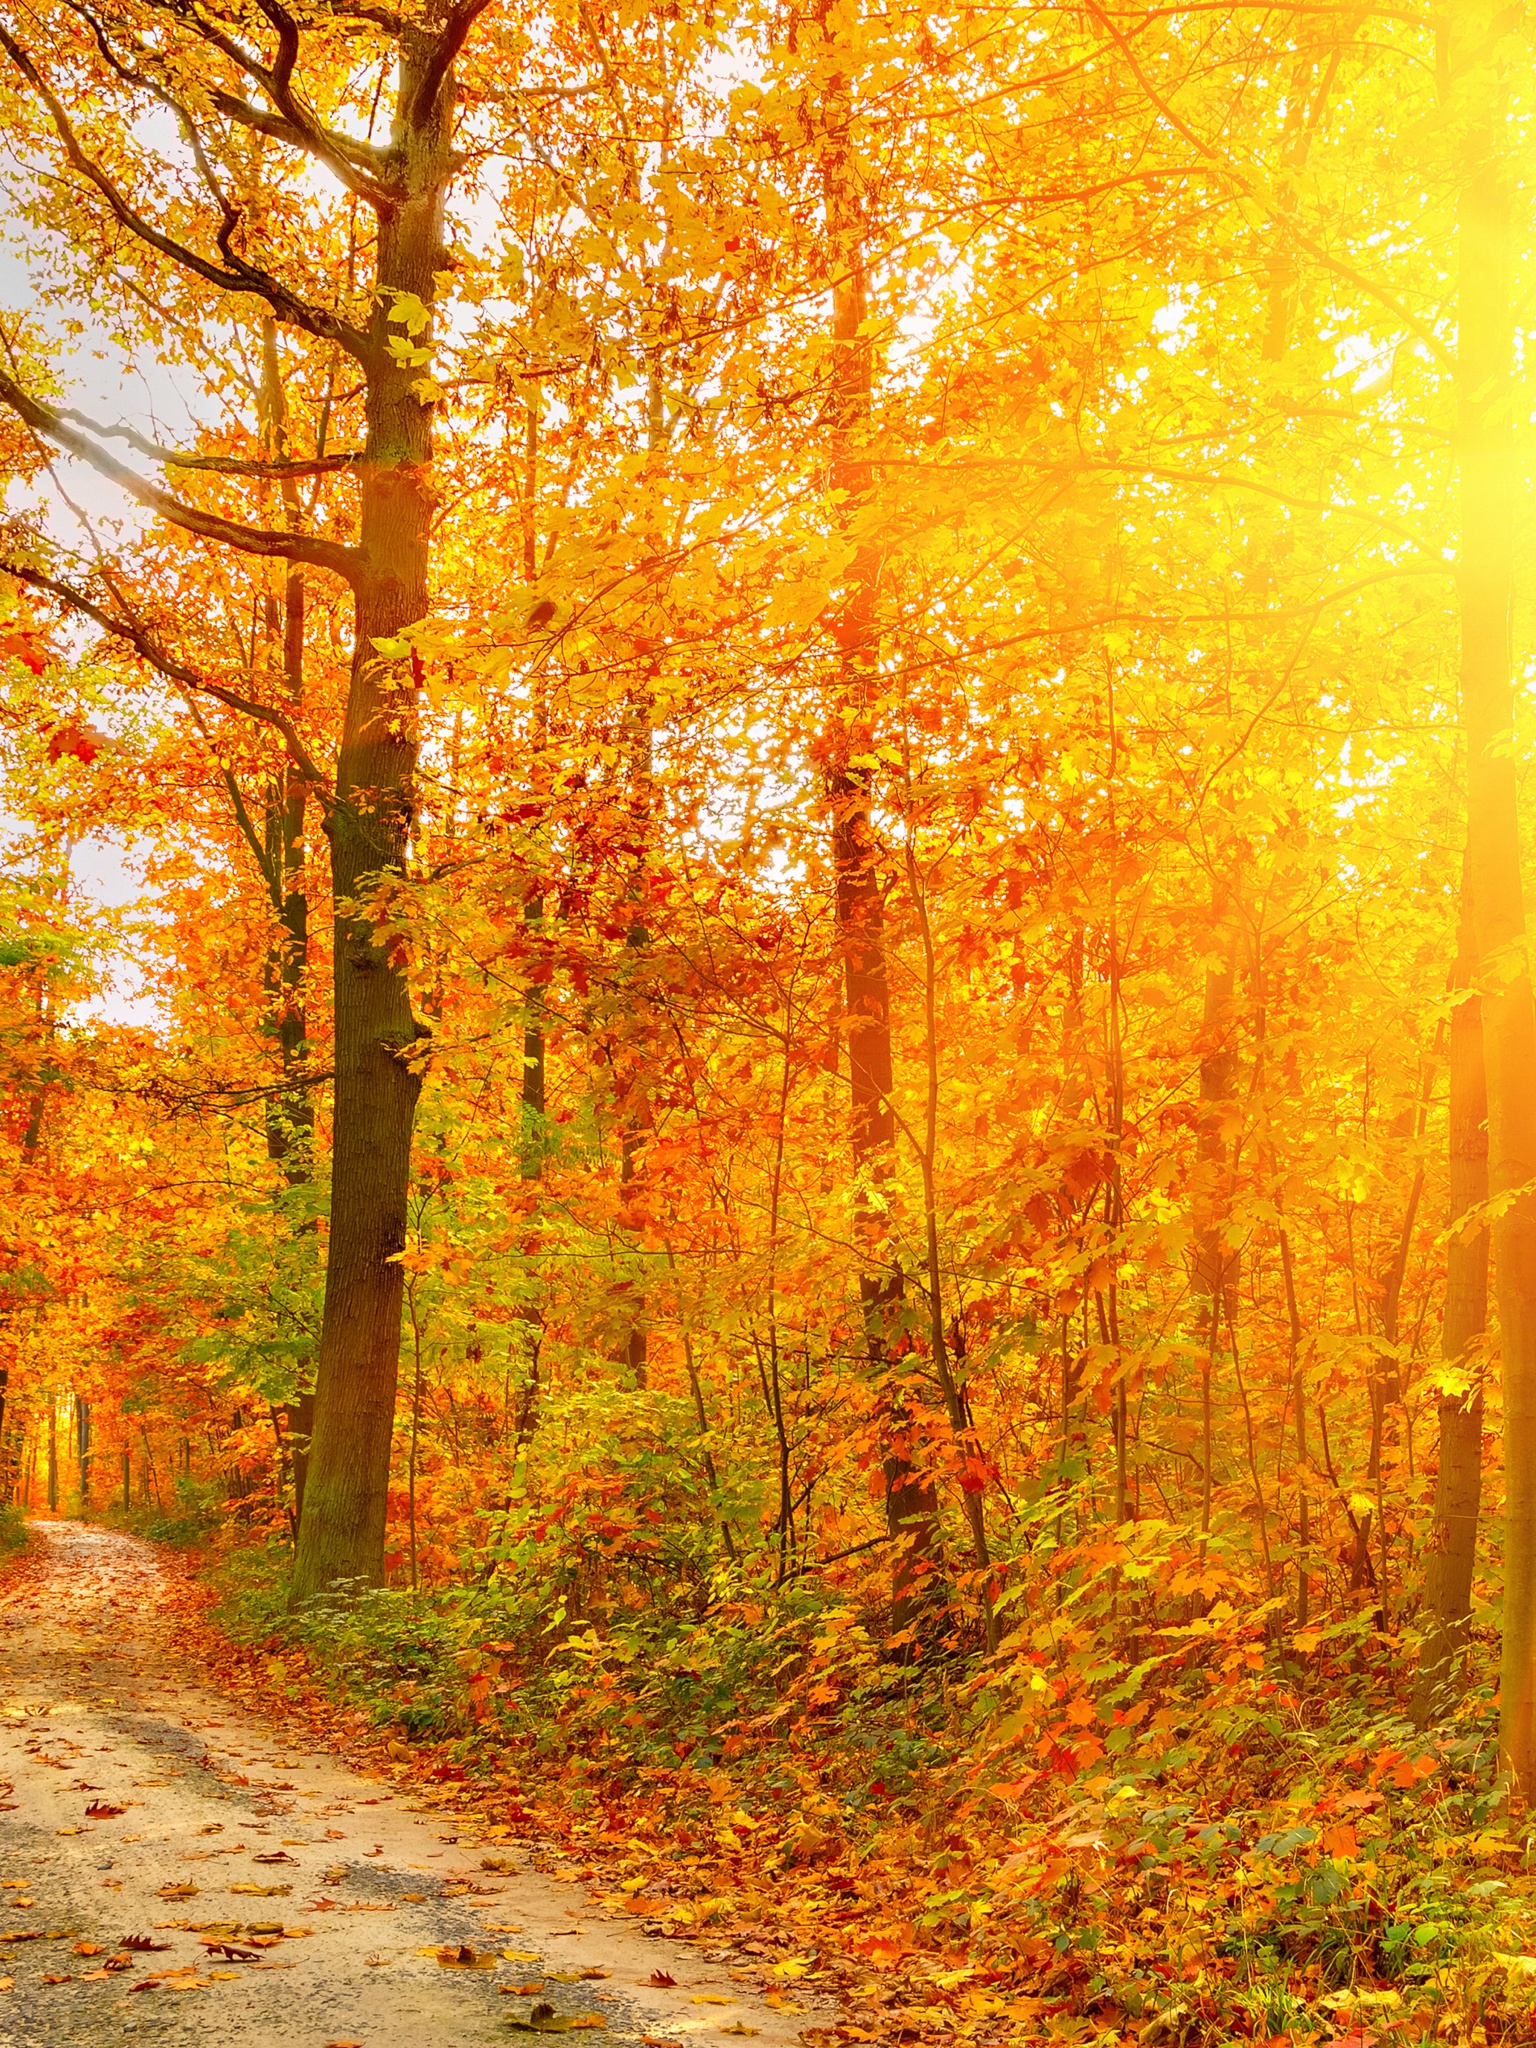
[205, 1532, 1536, 2046]
[105, 1475, 226, 1547]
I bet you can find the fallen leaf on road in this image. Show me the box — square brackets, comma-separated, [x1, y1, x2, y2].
[551, 1969, 611, 1982]
[229, 1884, 290, 1896]
[505, 2005, 608, 2034]
[0, 1976, 11, 1991]
[73, 1942, 104, 1955]
[40, 1973, 72, 1984]
[762, 1996, 804, 2012]
[253, 1852, 297, 1865]
[434, 1943, 497, 1968]
[0, 1932, 41, 1944]
[158, 1883, 198, 1900]
[86, 1801, 125, 1817]
[717, 2029, 760, 2039]
[121, 1936, 171, 1952]
[504, 1981, 545, 1994]
[647, 1971, 677, 1988]
[692, 1997, 734, 2006]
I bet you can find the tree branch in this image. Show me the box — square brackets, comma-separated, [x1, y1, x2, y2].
[404, 0, 494, 130]
[55, 409, 362, 478]
[0, 22, 368, 355]
[178, 689, 285, 905]
[0, 362, 366, 589]
[235, 0, 396, 196]
[1083, 1, 1454, 371]
[0, 559, 333, 795]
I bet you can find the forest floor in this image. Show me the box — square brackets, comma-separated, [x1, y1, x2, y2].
[0, 1523, 827, 2048]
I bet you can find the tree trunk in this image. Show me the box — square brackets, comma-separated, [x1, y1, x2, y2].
[819, 22, 940, 1636]
[1414, 877, 1489, 1723]
[256, 322, 319, 1542]
[1454, 64, 1536, 1789]
[1195, 921, 1236, 1538]
[76, 1395, 90, 1511]
[290, 45, 456, 1605]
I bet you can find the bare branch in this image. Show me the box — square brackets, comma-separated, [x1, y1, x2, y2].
[0, 362, 365, 588]
[56, 407, 362, 477]
[0, 558, 333, 796]
[178, 687, 285, 903]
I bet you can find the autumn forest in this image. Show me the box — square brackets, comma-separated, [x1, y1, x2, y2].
[1, 0, 1535, 2042]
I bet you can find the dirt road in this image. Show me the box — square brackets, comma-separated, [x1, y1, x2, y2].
[0, 1524, 820, 2048]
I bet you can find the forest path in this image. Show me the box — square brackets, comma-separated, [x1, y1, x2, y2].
[0, 1524, 817, 2048]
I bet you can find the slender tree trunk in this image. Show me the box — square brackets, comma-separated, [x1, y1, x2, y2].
[291, 45, 458, 1605]
[1414, 878, 1489, 1723]
[76, 1395, 90, 1512]
[46, 1402, 57, 1512]
[1195, 919, 1236, 1537]
[820, 11, 939, 1636]
[258, 328, 321, 1541]
[1278, 1216, 1310, 1623]
[1455, 50, 1536, 1791]
[515, 384, 548, 1437]
[615, 666, 654, 1388]
[905, 837, 995, 1646]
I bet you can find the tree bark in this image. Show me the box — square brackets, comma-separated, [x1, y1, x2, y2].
[1414, 877, 1489, 1723]
[819, 15, 941, 1636]
[1455, 61, 1536, 1790]
[290, 33, 462, 1604]
[256, 319, 319, 1538]
[1195, 919, 1236, 1538]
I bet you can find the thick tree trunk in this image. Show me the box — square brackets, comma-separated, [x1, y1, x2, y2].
[1414, 879, 1489, 1723]
[290, 51, 452, 1605]
[1456, 114, 1536, 1789]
